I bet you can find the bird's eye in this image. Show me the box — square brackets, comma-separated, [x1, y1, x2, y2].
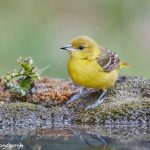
[78, 45, 84, 50]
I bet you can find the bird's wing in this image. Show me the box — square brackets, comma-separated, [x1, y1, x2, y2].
[97, 46, 120, 72]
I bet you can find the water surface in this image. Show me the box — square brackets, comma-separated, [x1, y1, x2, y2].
[0, 124, 149, 150]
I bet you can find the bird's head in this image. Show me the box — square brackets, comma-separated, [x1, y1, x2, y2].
[61, 36, 100, 60]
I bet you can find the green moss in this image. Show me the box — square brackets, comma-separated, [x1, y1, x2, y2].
[0, 101, 41, 111]
[76, 98, 150, 123]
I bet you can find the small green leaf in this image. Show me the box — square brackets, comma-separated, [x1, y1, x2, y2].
[2, 57, 40, 96]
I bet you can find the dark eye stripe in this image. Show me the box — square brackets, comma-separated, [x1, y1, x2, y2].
[79, 46, 84, 50]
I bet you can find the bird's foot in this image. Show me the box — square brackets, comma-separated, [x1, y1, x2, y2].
[67, 88, 97, 105]
[85, 97, 107, 110]
[67, 88, 84, 104]
[85, 90, 107, 110]
[67, 93, 82, 104]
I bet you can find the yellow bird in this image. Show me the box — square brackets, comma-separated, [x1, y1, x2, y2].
[61, 36, 128, 109]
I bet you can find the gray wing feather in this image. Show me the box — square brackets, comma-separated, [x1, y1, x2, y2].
[97, 47, 120, 72]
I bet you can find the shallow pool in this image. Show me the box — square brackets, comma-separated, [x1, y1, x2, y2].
[0, 124, 149, 150]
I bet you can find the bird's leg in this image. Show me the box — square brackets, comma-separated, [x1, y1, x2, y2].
[86, 89, 107, 110]
[67, 87, 84, 104]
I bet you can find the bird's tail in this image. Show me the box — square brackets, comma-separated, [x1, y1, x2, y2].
[119, 61, 129, 69]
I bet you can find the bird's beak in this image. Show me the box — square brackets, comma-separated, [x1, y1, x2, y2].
[60, 45, 76, 51]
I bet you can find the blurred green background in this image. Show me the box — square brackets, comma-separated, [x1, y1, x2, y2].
[0, 0, 150, 78]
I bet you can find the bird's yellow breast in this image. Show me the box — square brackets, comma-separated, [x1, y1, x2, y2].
[67, 58, 118, 89]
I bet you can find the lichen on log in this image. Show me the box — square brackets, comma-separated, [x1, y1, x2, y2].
[0, 76, 149, 125]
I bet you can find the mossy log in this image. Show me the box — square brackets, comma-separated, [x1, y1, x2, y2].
[0, 76, 150, 126]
